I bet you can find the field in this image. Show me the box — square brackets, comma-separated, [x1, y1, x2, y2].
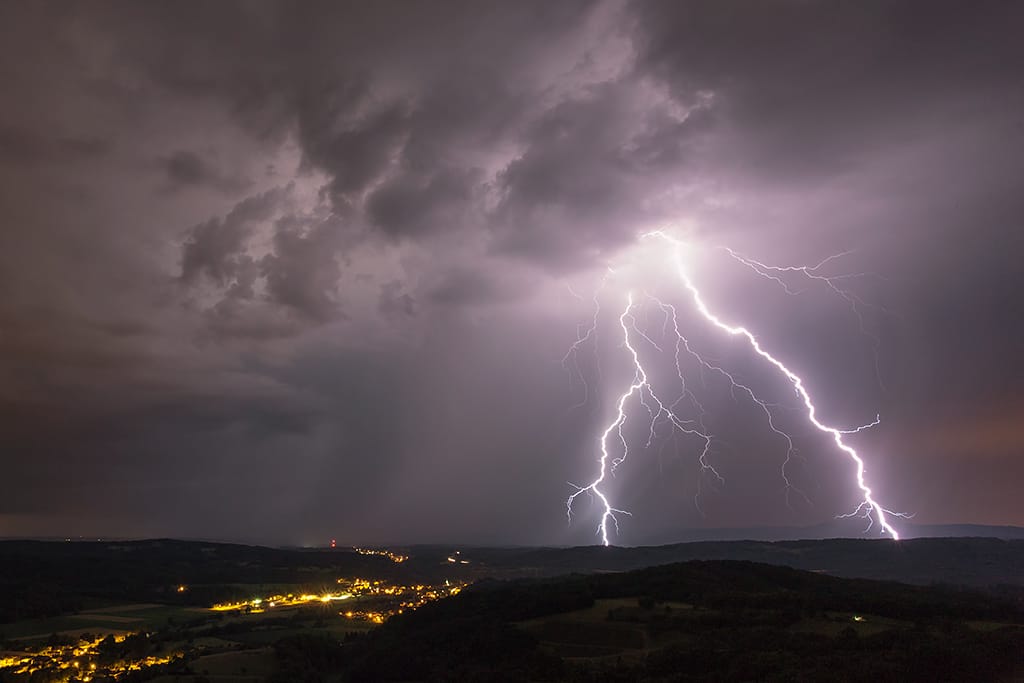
[176, 648, 276, 682]
[519, 598, 691, 658]
[519, 598, 920, 660]
[3, 603, 203, 640]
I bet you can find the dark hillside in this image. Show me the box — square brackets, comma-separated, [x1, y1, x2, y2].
[330, 560, 1024, 682]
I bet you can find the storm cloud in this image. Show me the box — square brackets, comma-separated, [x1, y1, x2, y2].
[1, 0, 1022, 545]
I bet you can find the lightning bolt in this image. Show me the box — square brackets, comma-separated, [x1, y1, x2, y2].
[720, 246, 891, 390]
[566, 231, 907, 545]
[562, 269, 612, 409]
[647, 294, 810, 509]
[566, 291, 718, 545]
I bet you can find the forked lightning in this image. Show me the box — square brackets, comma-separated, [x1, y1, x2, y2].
[565, 231, 907, 544]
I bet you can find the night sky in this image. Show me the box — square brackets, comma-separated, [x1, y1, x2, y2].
[1, 1, 1022, 546]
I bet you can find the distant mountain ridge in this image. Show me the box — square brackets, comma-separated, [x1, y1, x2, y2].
[627, 521, 1024, 545]
[446, 536, 1024, 589]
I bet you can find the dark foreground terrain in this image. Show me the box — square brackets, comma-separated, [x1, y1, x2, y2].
[331, 560, 1024, 682]
[2, 538, 1023, 681]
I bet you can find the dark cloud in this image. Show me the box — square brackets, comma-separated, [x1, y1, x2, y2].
[367, 165, 480, 238]
[0, 124, 109, 166]
[632, 0, 1024, 182]
[426, 267, 520, 307]
[164, 150, 213, 186]
[162, 149, 251, 194]
[0, 0, 1022, 544]
[259, 215, 346, 322]
[306, 102, 411, 198]
[378, 280, 416, 318]
[492, 84, 667, 264]
[180, 186, 285, 285]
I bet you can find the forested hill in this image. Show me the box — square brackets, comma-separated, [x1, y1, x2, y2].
[306, 559, 1024, 682]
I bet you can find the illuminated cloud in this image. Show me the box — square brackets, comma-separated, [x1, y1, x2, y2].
[0, 1, 1021, 543]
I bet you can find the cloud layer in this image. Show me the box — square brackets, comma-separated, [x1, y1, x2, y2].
[1, 0, 1022, 544]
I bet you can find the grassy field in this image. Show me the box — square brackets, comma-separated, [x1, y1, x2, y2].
[790, 611, 909, 637]
[3, 603, 212, 640]
[518, 598, 926, 661]
[518, 598, 654, 659]
[190, 648, 276, 679]
[967, 619, 1021, 632]
[224, 619, 375, 646]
